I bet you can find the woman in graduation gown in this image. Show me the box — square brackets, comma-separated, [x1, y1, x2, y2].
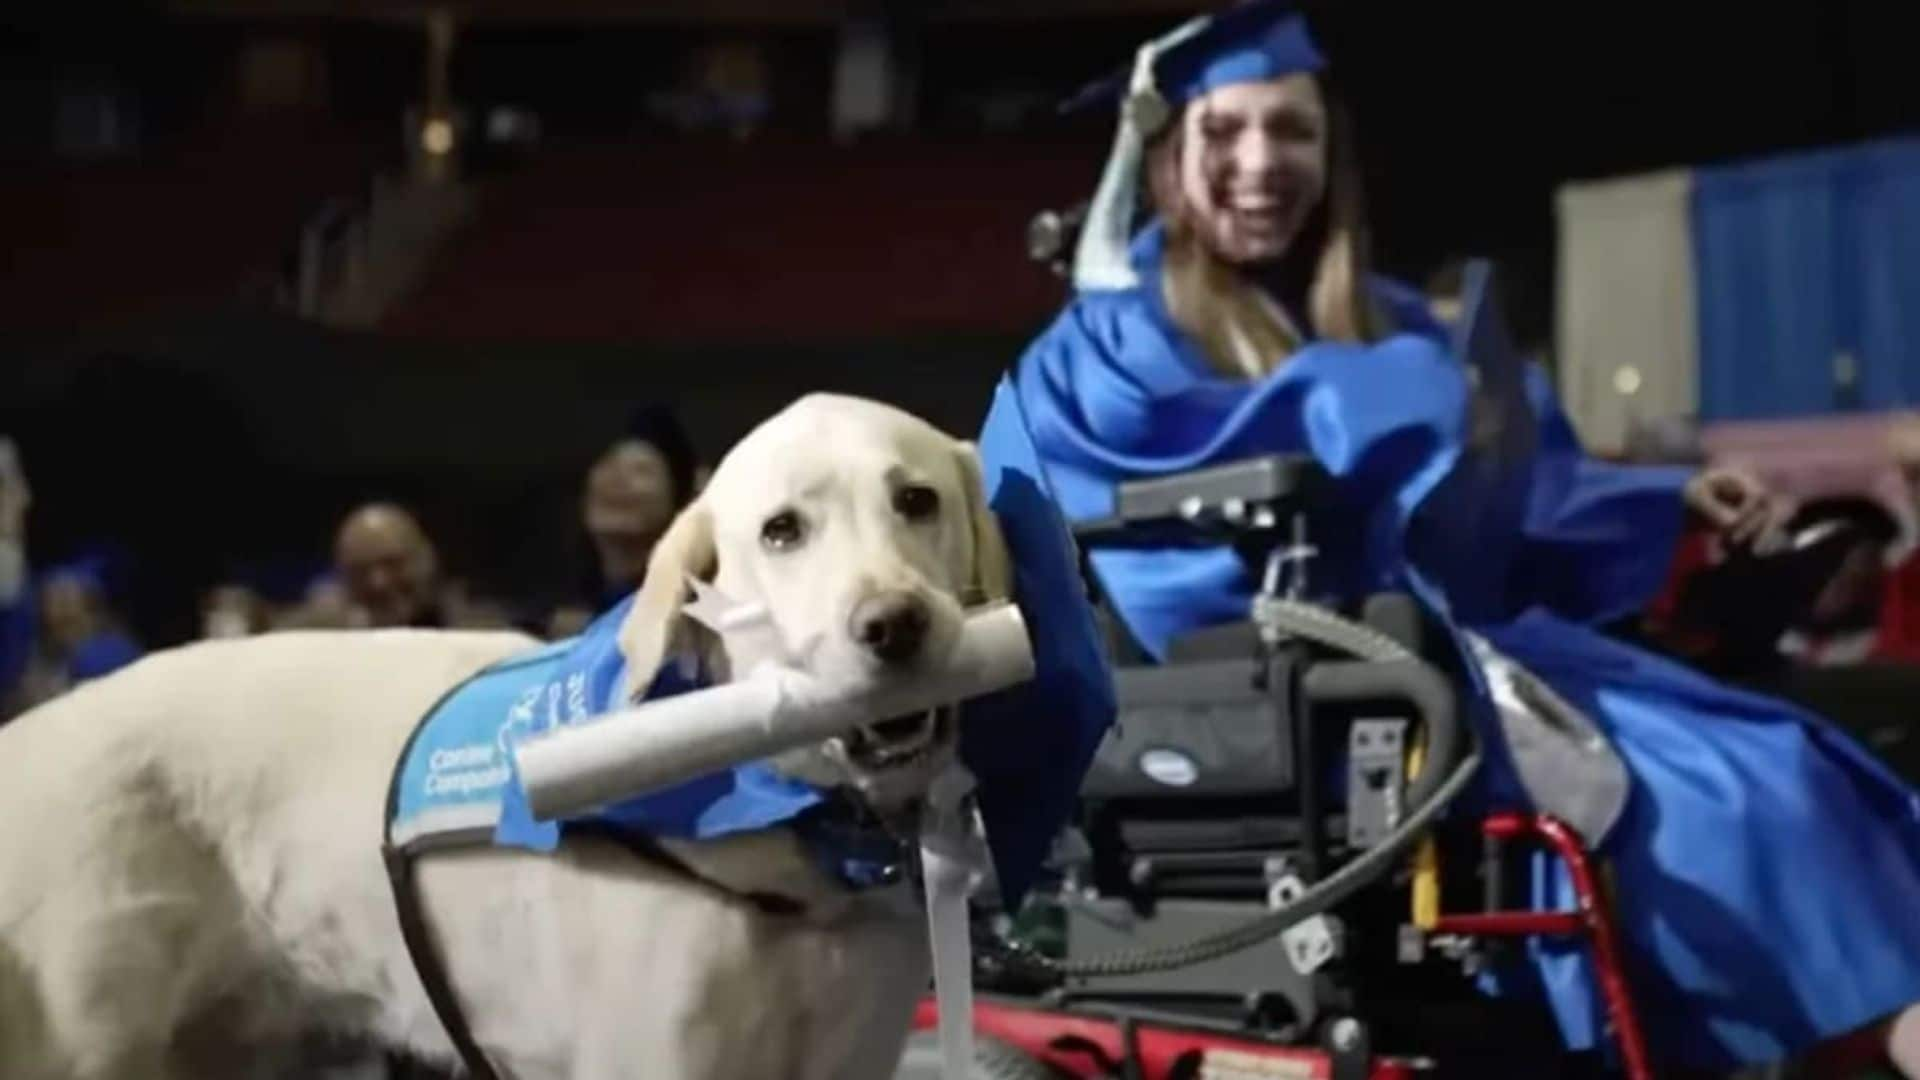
[984, 2, 1920, 1073]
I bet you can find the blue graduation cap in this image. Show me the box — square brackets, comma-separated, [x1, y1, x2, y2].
[961, 377, 1117, 908]
[1152, 1, 1325, 109]
[42, 552, 114, 597]
[1072, 1, 1327, 292]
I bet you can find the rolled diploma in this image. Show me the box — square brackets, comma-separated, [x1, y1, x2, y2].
[515, 603, 1036, 822]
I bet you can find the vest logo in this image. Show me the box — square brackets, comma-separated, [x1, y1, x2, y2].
[1139, 747, 1199, 787]
[425, 742, 510, 797]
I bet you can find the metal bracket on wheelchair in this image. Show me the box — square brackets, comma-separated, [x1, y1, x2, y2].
[1304, 659, 1458, 816]
[1266, 857, 1340, 977]
[1346, 719, 1408, 850]
[1256, 514, 1317, 619]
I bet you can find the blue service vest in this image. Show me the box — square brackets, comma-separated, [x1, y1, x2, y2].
[383, 599, 906, 890]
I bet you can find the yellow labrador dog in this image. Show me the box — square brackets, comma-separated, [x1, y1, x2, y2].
[0, 394, 1010, 1080]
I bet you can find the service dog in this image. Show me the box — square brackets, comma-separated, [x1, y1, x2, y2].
[0, 393, 1011, 1079]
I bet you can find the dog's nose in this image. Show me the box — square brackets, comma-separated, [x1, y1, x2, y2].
[850, 592, 931, 667]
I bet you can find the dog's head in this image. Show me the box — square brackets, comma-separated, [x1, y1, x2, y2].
[618, 394, 1012, 811]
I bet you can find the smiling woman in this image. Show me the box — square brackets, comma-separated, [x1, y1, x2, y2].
[1132, 77, 1383, 388]
[1163, 76, 1327, 264]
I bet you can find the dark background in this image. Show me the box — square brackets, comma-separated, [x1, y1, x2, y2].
[3, 2, 1916, 643]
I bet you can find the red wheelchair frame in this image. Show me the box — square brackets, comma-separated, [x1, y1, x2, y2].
[914, 812, 1652, 1080]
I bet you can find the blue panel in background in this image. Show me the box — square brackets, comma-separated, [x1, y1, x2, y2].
[1691, 146, 1844, 419]
[1843, 137, 1920, 411]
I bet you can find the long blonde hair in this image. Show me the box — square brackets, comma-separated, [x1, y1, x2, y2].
[1145, 83, 1386, 379]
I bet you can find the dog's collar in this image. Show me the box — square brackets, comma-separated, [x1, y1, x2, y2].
[792, 790, 913, 891]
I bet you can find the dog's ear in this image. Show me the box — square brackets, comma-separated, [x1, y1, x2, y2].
[954, 441, 1014, 606]
[618, 497, 716, 696]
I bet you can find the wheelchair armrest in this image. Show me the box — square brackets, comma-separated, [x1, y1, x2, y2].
[1072, 455, 1330, 551]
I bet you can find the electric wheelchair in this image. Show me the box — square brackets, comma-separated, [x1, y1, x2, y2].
[891, 222, 1898, 1078]
[896, 447, 1663, 1080]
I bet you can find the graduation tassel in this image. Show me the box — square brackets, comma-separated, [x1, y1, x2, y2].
[1070, 15, 1209, 292]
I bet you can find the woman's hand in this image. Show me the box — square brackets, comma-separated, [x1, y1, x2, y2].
[1683, 465, 1793, 553]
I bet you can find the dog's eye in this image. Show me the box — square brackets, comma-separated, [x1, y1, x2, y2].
[760, 509, 806, 551]
[894, 485, 940, 522]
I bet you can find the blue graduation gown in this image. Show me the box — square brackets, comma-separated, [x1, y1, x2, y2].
[998, 223, 1920, 1069]
[0, 579, 31, 712]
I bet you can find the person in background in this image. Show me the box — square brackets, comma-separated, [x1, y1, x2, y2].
[1, 438, 35, 721]
[547, 404, 702, 638]
[332, 502, 445, 629]
[272, 572, 369, 631]
[13, 556, 143, 709]
[1, 443, 140, 718]
[201, 582, 273, 639]
[204, 561, 346, 638]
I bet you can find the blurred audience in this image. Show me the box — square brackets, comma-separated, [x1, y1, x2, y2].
[14, 395, 1912, 697]
[333, 502, 445, 628]
[1, 439, 143, 721]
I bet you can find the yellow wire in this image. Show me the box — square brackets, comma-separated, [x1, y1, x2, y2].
[1408, 736, 1441, 930]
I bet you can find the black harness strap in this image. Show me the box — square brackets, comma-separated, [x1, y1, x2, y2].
[382, 829, 809, 1079]
[380, 670, 506, 1080]
[383, 839, 504, 1080]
